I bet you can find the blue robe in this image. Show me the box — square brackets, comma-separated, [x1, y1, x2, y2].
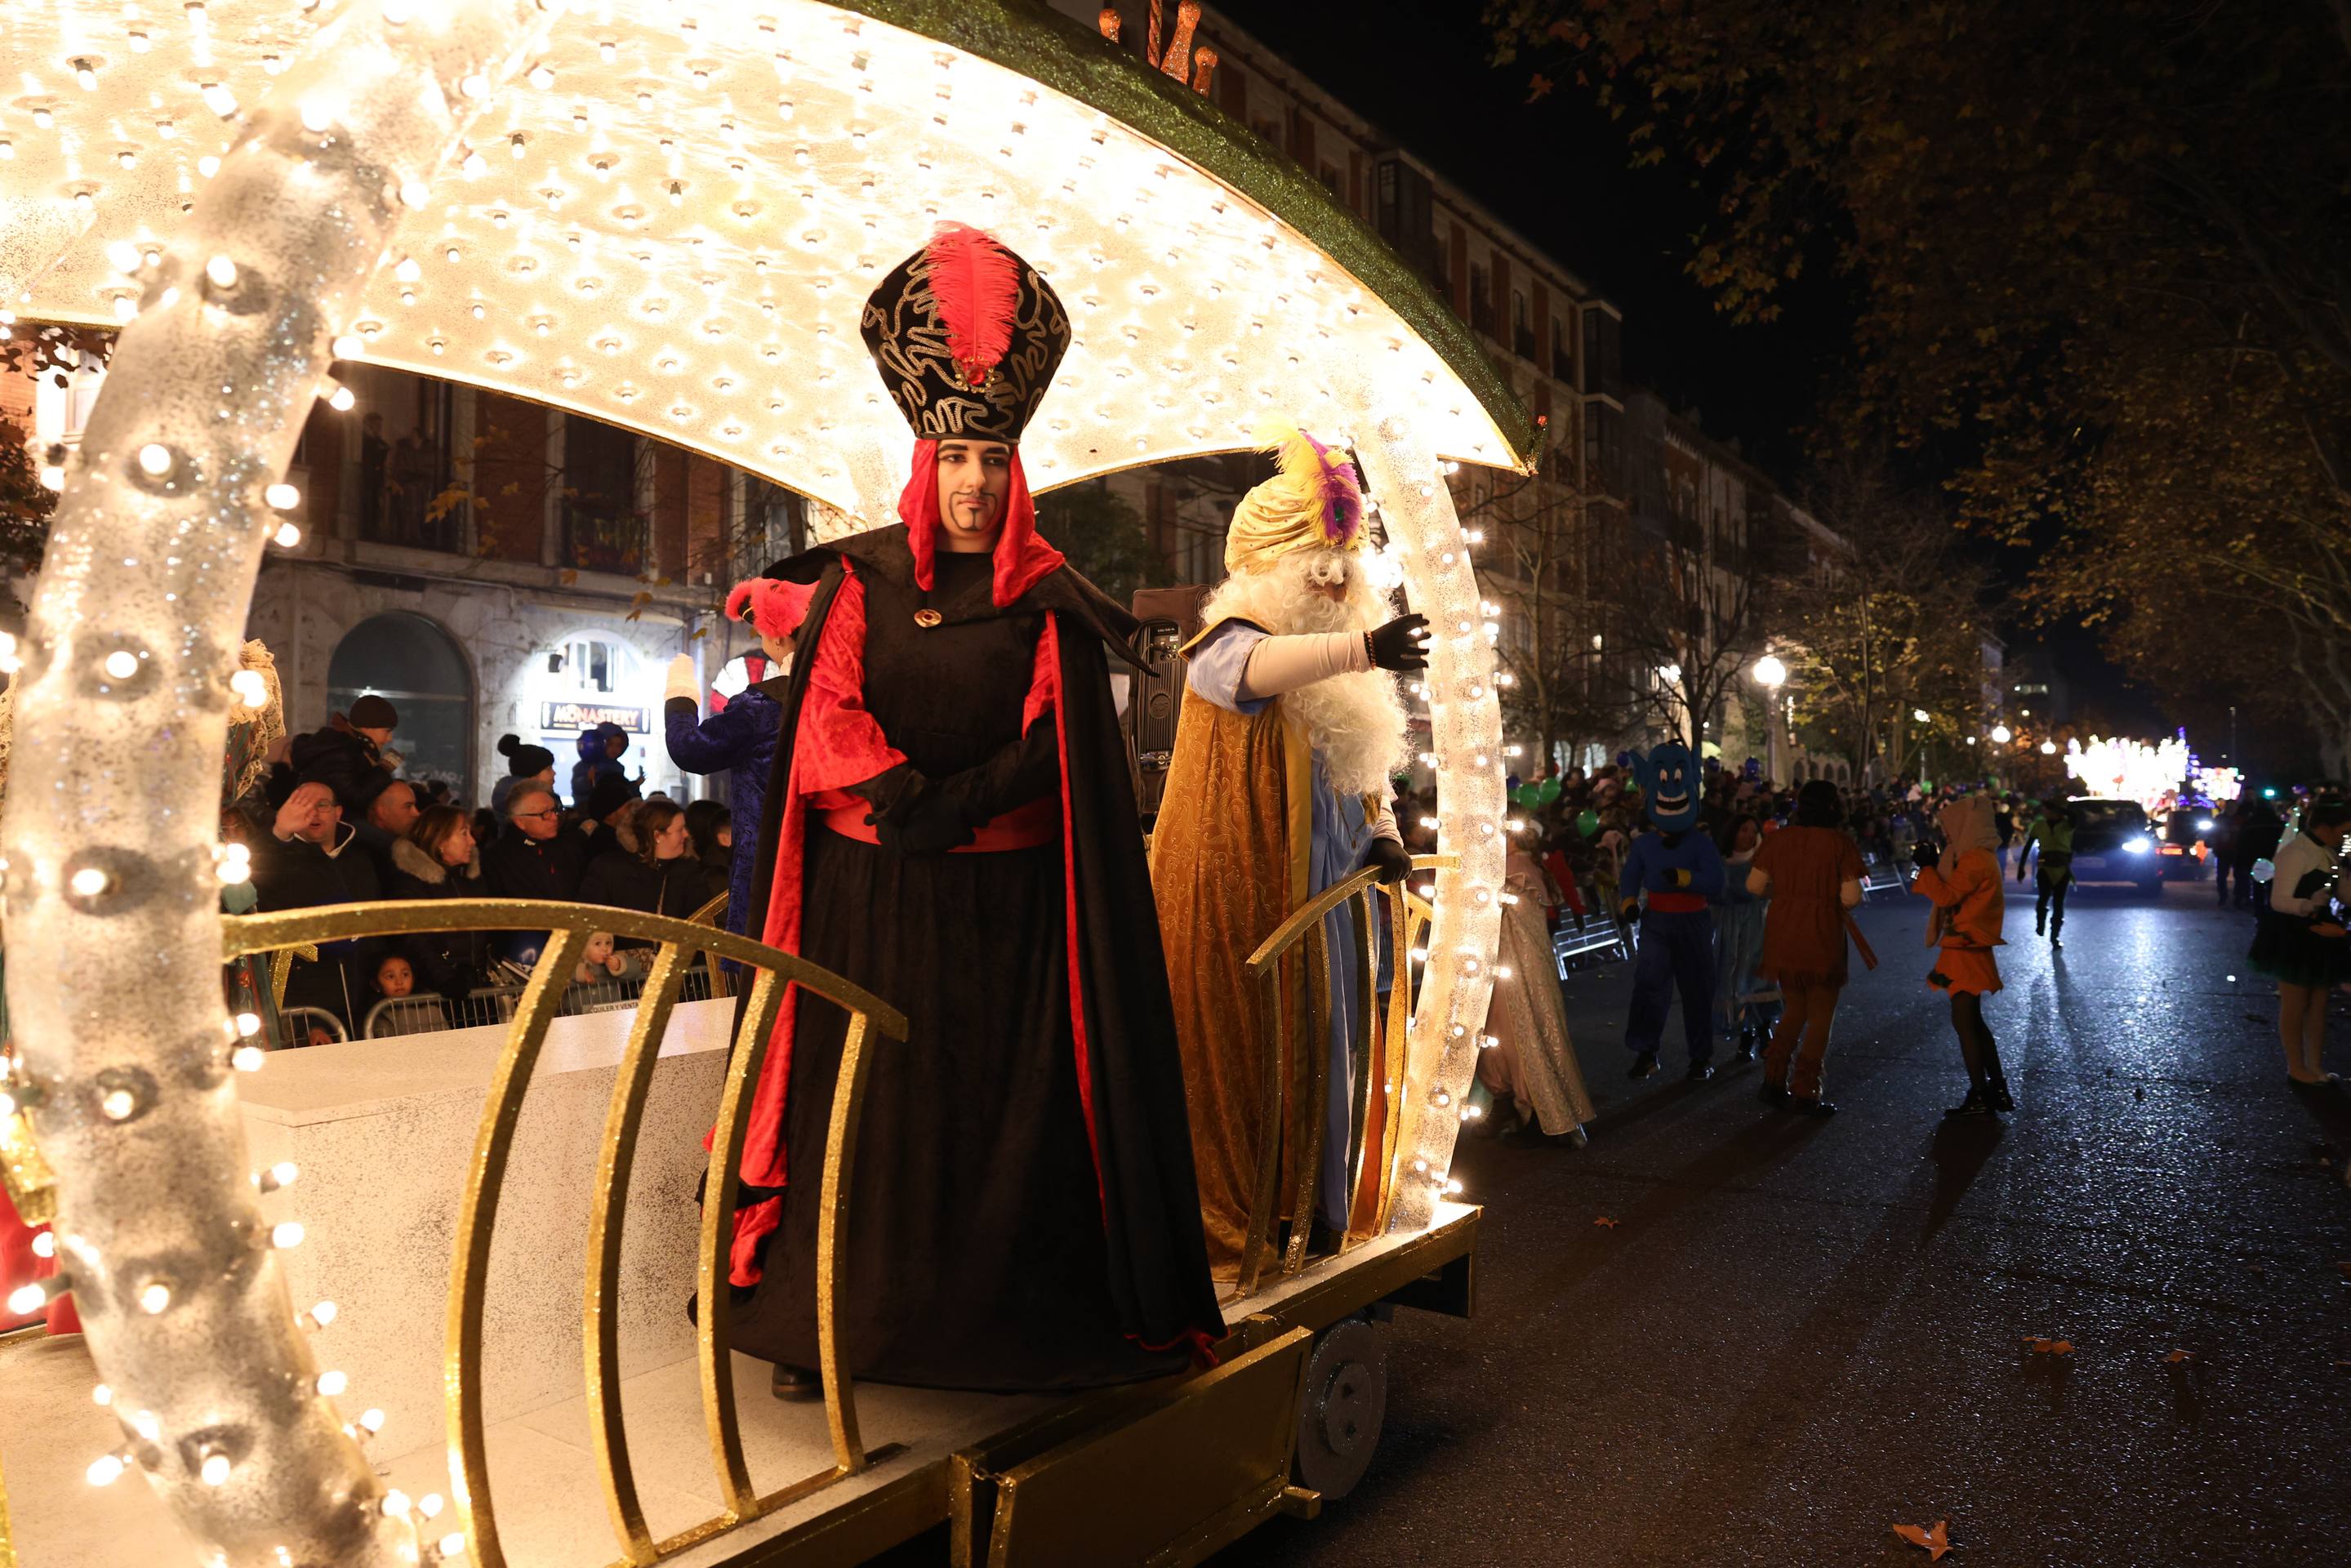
[663, 681, 782, 934]
[1620, 827, 1726, 1067]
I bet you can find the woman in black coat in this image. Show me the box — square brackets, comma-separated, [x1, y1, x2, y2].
[579, 800, 707, 939]
[384, 805, 496, 1005]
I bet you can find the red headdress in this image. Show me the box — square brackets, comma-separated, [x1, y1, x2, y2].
[862, 224, 1075, 608]
[724, 577, 816, 643]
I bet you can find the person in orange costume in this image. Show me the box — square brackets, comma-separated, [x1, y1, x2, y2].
[1910, 794, 2012, 1118]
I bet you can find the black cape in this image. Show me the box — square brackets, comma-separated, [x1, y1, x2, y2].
[732, 525, 1225, 1386]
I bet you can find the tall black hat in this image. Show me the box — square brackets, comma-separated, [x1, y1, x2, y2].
[859, 225, 1071, 443]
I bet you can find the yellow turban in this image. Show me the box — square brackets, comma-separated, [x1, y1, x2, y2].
[1223, 421, 1369, 574]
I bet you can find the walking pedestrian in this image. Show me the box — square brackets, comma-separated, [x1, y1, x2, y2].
[1912, 795, 2011, 1118]
[1713, 815, 1775, 1060]
[1748, 781, 1868, 1116]
[2015, 796, 2073, 947]
[2248, 797, 2350, 1085]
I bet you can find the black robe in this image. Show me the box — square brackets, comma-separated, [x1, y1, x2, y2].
[728, 526, 1224, 1390]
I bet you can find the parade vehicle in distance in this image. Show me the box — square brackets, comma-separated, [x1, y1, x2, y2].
[2153, 801, 2219, 881]
[2065, 798, 2169, 896]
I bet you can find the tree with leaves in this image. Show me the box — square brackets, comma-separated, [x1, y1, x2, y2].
[0, 417, 56, 580]
[1770, 464, 1993, 784]
[1036, 482, 1174, 610]
[1488, 0, 2351, 769]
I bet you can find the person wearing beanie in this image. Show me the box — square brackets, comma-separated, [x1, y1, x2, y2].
[661, 578, 810, 934]
[719, 223, 1222, 1400]
[282, 693, 399, 816]
[491, 733, 559, 818]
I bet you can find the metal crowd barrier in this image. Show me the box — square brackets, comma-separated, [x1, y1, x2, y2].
[1553, 914, 1632, 973]
[1231, 853, 1455, 1302]
[358, 960, 737, 1040]
[220, 897, 906, 1568]
[1862, 853, 1911, 897]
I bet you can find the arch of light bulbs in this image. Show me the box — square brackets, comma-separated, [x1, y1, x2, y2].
[0, 1, 1518, 1561]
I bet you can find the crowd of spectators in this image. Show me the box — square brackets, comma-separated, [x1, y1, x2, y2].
[238, 697, 731, 1041]
[1395, 760, 1960, 933]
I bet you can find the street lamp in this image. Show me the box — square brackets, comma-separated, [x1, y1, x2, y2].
[2039, 740, 2057, 755]
[1912, 708, 1931, 723]
[1990, 724, 2013, 745]
[1752, 656, 1788, 782]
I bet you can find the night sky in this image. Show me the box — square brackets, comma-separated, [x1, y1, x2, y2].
[1212, 1, 2202, 768]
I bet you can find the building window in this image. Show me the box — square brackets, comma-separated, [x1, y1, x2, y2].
[1512, 290, 1536, 361]
[562, 415, 647, 575]
[1552, 315, 1576, 381]
[1469, 264, 1494, 336]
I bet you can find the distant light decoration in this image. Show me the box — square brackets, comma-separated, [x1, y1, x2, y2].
[2193, 765, 2242, 804]
[2065, 733, 2193, 808]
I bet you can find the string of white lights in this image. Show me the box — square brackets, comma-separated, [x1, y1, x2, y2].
[1, 3, 561, 1566]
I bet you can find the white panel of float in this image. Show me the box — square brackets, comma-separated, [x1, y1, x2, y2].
[238, 1000, 734, 1451]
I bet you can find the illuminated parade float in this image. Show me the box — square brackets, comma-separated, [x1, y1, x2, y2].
[0, 2, 1533, 1564]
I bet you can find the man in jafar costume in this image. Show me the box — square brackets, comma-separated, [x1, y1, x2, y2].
[724, 224, 1225, 1396]
[1149, 425, 1432, 1277]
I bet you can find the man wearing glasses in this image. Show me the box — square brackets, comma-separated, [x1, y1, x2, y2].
[482, 786, 594, 961]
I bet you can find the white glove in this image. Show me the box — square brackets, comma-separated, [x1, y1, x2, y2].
[663, 653, 698, 707]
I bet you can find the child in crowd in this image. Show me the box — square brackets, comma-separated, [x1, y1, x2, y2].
[571, 931, 643, 988]
[364, 952, 439, 1040]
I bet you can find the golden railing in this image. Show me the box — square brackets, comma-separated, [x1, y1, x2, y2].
[1231, 853, 1454, 1301]
[220, 898, 909, 1568]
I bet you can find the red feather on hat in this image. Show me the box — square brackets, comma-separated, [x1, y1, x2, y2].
[923, 224, 1019, 390]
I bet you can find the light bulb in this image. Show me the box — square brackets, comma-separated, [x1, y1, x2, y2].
[138, 1281, 171, 1314]
[328, 385, 356, 412]
[265, 483, 299, 510]
[309, 1299, 337, 1327]
[316, 1370, 348, 1397]
[439, 1533, 468, 1560]
[87, 1454, 126, 1487]
[136, 443, 174, 477]
[231, 1045, 265, 1071]
[359, 1409, 385, 1433]
[102, 650, 140, 680]
[274, 523, 302, 548]
[272, 1221, 305, 1249]
[381, 1488, 410, 1517]
[201, 83, 237, 117]
[199, 1450, 231, 1486]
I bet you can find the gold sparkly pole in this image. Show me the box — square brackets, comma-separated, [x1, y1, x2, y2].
[0, 3, 560, 1566]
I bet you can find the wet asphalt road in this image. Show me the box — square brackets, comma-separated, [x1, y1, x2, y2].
[1216, 872, 2351, 1566]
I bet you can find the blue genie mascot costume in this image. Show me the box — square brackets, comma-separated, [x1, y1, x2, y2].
[1619, 742, 1727, 1081]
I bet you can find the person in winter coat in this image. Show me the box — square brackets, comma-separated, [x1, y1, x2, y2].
[1912, 794, 2010, 1119]
[491, 733, 558, 819]
[683, 800, 733, 913]
[662, 575, 812, 933]
[249, 780, 385, 1037]
[481, 784, 596, 964]
[382, 805, 496, 1013]
[578, 799, 706, 938]
[569, 721, 638, 809]
[280, 693, 399, 816]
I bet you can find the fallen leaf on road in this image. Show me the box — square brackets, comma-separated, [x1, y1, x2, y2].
[1593, 1216, 1619, 1229]
[1892, 1519, 1952, 1561]
[2164, 1349, 2194, 1364]
[2022, 1337, 2075, 1356]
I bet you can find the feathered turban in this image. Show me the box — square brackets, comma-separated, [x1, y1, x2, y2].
[1223, 421, 1368, 575]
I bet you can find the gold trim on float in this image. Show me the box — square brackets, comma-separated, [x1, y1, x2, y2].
[0, 1443, 16, 1568]
[1231, 855, 1457, 1303]
[219, 898, 911, 1568]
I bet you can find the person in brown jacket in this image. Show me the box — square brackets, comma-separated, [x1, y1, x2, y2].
[1748, 780, 1867, 1116]
[1911, 794, 2011, 1118]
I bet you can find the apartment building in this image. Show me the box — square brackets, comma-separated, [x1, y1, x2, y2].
[1048, 2, 1621, 610]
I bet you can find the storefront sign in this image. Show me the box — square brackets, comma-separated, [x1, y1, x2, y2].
[540, 701, 649, 733]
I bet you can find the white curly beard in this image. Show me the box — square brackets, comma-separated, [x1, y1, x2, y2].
[1201, 550, 1409, 798]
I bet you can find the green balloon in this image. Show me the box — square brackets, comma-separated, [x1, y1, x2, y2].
[1538, 778, 1562, 804]
[1577, 808, 1600, 837]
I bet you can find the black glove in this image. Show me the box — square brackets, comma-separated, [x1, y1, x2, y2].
[1363, 836, 1412, 886]
[1912, 841, 1941, 875]
[1366, 613, 1432, 673]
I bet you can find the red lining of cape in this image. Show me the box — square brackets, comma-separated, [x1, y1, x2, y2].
[725, 572, 1102, 1287]
[899, 440, 1063, 610]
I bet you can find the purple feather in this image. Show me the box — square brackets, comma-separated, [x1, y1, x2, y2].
[1302, 430, 1365, 548]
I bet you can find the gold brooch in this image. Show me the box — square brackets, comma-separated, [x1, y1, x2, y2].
[913, 608, 943, 629]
